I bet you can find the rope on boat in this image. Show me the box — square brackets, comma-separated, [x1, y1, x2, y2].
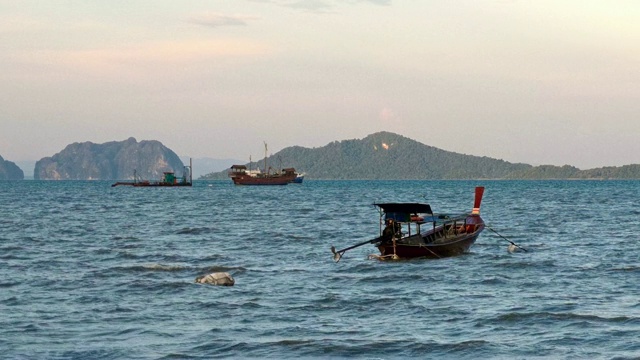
[486, 225, 527, 252]
[417, 243, 441, 259]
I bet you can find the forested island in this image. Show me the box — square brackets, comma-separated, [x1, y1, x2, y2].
[201, 132, 640, 180]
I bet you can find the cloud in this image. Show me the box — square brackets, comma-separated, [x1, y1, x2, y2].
[246, 0, 334, 13]
[287, 0, 334, 12]
[379, 106, 399, 123]
[187, 12, 260, 28]
[246, 0, 389, 13]
[358, 0, 391, 5]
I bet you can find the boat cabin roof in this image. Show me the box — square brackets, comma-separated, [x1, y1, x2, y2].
[231, 165, 247, 170]
[374, 203, 433, 214]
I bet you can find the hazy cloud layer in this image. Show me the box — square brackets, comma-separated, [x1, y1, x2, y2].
[247, 0, 389, 12]
[188, 12, 260, 28]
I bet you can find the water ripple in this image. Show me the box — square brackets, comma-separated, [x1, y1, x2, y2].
[1, 180, 639, 359]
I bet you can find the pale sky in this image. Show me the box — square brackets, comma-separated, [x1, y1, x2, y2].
[1, 0, 639, 170]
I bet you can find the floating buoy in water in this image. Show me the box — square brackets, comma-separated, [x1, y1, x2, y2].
[507, 244, 518, 253]
[195, 272, 235, 286]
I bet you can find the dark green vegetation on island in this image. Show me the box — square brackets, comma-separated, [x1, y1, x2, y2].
[34, 138, 184, 180]
[200, 132, 640, 180]
[0, 155, 24, 180]
[504, 164, 640, 180]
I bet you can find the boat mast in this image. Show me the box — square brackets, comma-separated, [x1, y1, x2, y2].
[264, 142, 268, 175]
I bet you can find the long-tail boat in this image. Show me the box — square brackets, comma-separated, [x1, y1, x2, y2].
[331, 187, 485, 261]
[111, 159, 193, 187]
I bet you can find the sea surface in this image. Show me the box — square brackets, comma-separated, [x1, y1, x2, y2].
[1, 180, 639, 359]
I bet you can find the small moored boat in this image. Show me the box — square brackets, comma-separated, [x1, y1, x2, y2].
[331, 187, 486, 261]
[112, 159, 193, 187]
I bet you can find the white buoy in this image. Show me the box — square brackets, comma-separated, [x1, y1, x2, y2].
[507, 244, 518, 253]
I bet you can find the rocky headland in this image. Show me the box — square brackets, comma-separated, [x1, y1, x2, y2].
[34, 138, 185, 180]
[0, 155, 24, 180]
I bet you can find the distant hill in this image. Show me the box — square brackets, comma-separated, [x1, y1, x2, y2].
[34, 138, 185, 180]
[180, 157, 242, 179]
[201, 132, 530, 180]
[505, 164, 640, 180]
[200, 132, 640, 180]
[0, 155, 24, 180]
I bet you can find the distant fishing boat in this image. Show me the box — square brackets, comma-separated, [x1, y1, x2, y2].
[112, 159, 193, 187]
[228, 143, 297, 186]
[331, 187, 486, 261]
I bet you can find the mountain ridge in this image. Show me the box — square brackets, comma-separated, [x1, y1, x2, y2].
[200, 132, 640, 180]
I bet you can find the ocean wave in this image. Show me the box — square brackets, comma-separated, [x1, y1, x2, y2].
[114, 251, 141, 260]
[183, 338, 497, 359]
[492, 311, 632, 325]
[176, 227, 213, 235]
[197, 254, 226, 262]
[610, 266, 640, 272]
[111, 236, 141, 242]
[198, 265, 247, 274]
[114, 263, 190, 272]
[0, 245, 25, 252]
[0, 296, 20, 305]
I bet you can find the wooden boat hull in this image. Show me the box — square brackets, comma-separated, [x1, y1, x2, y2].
[376, 214, 485, 260]
[377, 229, 482, 259]
[230, 174, 296, 185]
[228, 144, 297, 186]
[133, 182, 191, 187]
[111, 181, 192, 187]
